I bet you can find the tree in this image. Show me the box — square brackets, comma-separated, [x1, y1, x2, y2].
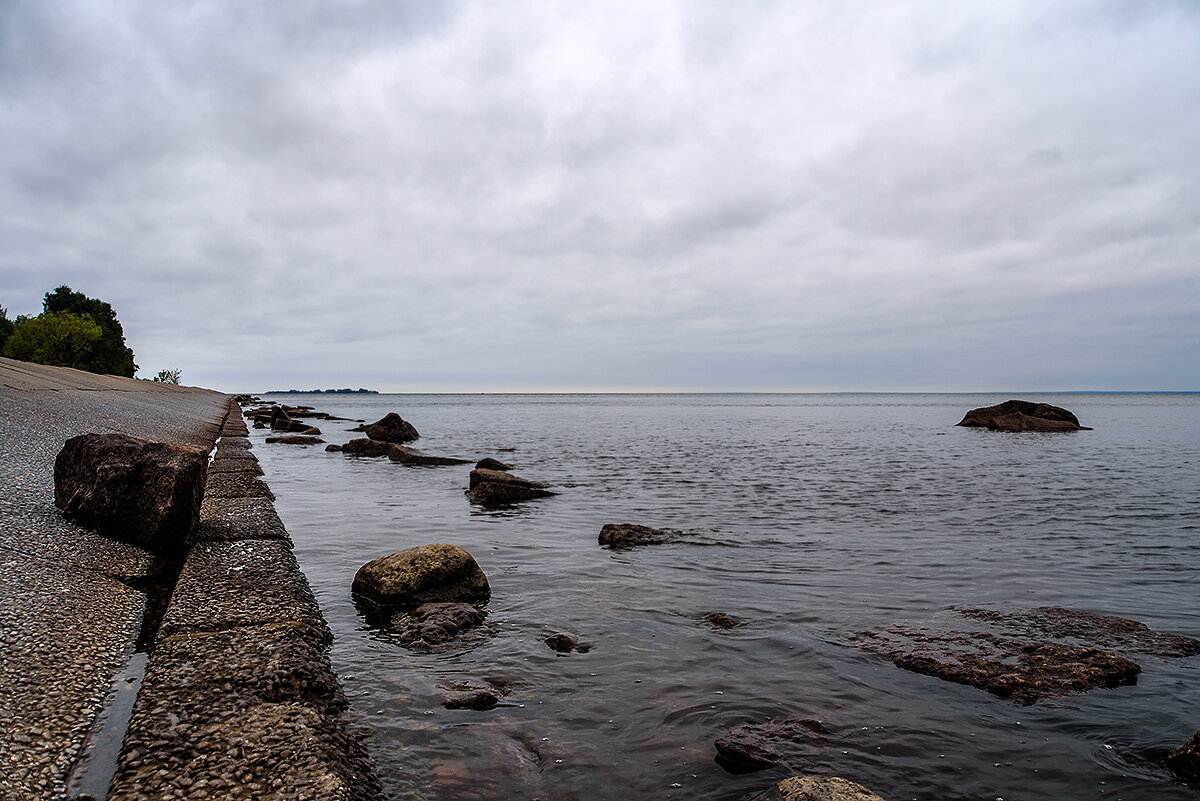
[2, 311, 103, 370]
[0, 306, 13, 354]
[152, 368, 182, 384]
[42, 286, 137, 376]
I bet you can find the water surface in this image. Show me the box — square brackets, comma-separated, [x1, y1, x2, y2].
[251, 393, 1200, 800]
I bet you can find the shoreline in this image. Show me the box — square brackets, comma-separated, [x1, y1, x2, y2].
[0, 358, 380, 801]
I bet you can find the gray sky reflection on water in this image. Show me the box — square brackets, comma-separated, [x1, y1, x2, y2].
[2, 1, 1197, 392]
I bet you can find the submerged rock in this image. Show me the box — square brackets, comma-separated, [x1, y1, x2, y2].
[598, 523, 687, 549]
[748, 776, 887, 801]
[443, 688, 500, 711]
[389, 445, 470, 466]
[352, 544, 491, 609]
[392, 602, 487, 650]
[265, 434, 325, 445]
[1167, 729, 1200, 782]
[357, 412, 420, 443]
[850, 606, 1199, 704]
[715, 718, 835, 771]
[956, 399, 1091, 432]
[54, 432, 207, 552]
[340, 438, 395, 457]
[544, 632, 590, 653]
[702, 612, 746, 630]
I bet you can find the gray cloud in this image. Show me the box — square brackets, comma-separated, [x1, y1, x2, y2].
[2, 0, 1197, 391]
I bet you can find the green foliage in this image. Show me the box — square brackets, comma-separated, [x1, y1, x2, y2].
[42, 285, 137, 377]
[152, 368, 182, 384]
[2, 311, 103, 369]
[0, 306, 13, 353]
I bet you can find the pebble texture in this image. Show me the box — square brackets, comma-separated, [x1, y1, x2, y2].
[0, 358, 225, 801]
[748, 776, 888, 801]
[1, 359, 380, 801]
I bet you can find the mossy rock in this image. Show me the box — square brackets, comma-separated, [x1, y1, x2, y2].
[352, 544, 490, 609]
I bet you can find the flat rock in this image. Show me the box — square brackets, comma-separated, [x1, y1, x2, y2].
[468, 468, 548, 490]
[352, 544, 491, 609]
[956, 399, 1091, 431]
[748, 776, 887, 801]
[266, 434, 326, 445]
[598, 523, 687, 549]
[467, 481, 557, 507]
[850, 606, 1200, 704]
[443, 689, 500, 710]
[388, 445, 470, 466]
[54, 432, 207, 552]
[716, 718, 836, 771]
[341, 438, 396, 457]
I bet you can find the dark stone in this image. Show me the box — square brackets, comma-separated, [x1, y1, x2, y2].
[467, 481, 557, 507]
[715, 718, 835, 771]
[54, 433, 207, 553]
[598, 523, 685, 549]
[443, 689, 500, 710]
[352, 544, 491, 609]
[265, 435, 326, 445]
[475, 457, 513, 471]
[703, 612, 745, 630]
[270, 407, 292, 430]
[850, 606, 1199, 704]
[466, 468, 556, 507]
[544, 633, 580, 653]
[362, 412, 419, 443]
[747, 776, 887, 801]
[341, 438, 396, 457]
[391, 602, 488, 649]
[388, 445, 470, 466]
[325, 444, 343, 452]
[956, 399, 1092, 431]
[1167, 730, 1200, 782]
[468, 468, 548, 490]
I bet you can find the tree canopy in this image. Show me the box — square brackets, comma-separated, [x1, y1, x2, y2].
[1, 287, 138, 377]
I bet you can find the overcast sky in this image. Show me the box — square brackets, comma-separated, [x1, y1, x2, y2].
[2, 1, 1197, 392]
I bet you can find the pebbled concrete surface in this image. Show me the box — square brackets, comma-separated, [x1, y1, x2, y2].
[1, 358, 380, 801]
[0, 358, 226, 801]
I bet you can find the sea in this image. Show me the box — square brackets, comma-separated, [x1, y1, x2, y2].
[246, 392, 1200, 801]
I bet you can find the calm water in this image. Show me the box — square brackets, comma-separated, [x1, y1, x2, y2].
[248, 393, 1200, 801]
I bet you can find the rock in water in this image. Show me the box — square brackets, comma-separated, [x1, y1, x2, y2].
[362, 412, 420, 443]
[466, 468, 556, 507]
[352, 544, 490, 608]
[715, 718, 835, 771]
[748, 776, 887, 801]
[392, 602, 488, 650]
[956, 399, 1091, 431]
[265, 434, 325, 445]
[475, 457, 513, 471]
[54, 433, 207, 552]
[340, 438, 396, 457]
[1167, 730, 1200, 781]
[598, 523, 685, 549]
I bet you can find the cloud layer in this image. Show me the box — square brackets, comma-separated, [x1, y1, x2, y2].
[3, 1, 1197, 391]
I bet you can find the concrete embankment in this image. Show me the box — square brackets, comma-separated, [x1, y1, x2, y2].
[0, 358, 380, 801]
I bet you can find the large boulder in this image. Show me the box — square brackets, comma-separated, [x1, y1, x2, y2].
[358, 412, 419, 443]
[956, 399, 1091, 431]
[54, 433, 207, 552]
[1167, 730, 1200, 781]
[352, 544, 490, 609]
[748, 776, 887, 801]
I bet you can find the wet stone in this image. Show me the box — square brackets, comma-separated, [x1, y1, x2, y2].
[197, 495, 290, 542]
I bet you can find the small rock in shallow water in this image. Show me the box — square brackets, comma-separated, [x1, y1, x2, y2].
[391, 602, 488, 650]
[747, 775, 887, 801]
[1167, 729, 1200, 781]
[544, 633, 590, 653]
[443, 689, 499, 710]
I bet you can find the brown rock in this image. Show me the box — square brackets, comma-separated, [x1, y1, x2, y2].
[544, 633, 580, 653]
[467, 481, 557, 507]
[748, 776, 887, 801]
[956, 399, 1091, 431]
[265, 435, 325, 445]
[475, 457, 513, 471]
[352, 544, 490, 609]
[362, 412, 419, 443]
[1167, 729, 1200, 781]
[850, 606, 1198, 704]
[598, 523, 685, 549]
[388, 445, 470, 466]
[443, 689, 500, 710]
[391, 602, 488, 649]
[468, 468, 548, 491]
[715, 718, 835, 771]
[341, 438, 396, 457]
[703, 612, 745, 630]
[54, 433, 207, 552]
